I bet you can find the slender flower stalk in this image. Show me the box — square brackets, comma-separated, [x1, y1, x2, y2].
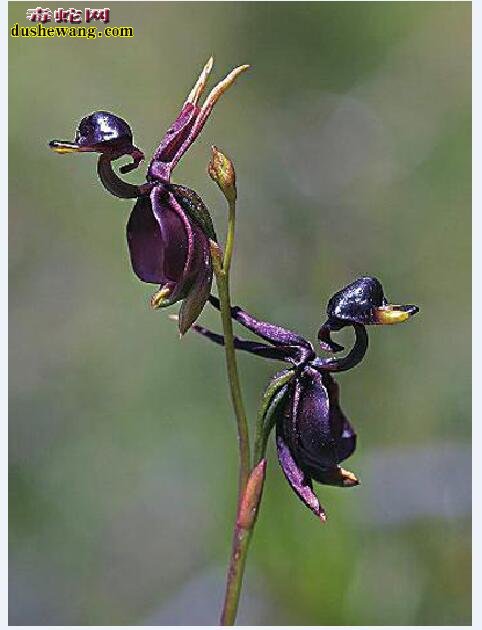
[208, 146, 257, 623]
[212, 243, 253, 625]
[210, 240, 251, 495]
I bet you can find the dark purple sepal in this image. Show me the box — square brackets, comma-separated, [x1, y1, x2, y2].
[148, 103, 199, 183]
[276, 429, 326, 522]
[208, 296, 314, 353]
[192, 325, 297, 361]
[178, 237, 213, 335]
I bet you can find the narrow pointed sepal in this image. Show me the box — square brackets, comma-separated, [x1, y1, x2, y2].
[178, 248, 213, 335]
[276, 431, 327, 522]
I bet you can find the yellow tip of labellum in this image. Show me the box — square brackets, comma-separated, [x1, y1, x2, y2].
[150, 287, 172, 309]
[49, 140, 83, 154]
[319, 467, 359, 487]
[339, 468, 360, 487]
[373, 304, 418, 325]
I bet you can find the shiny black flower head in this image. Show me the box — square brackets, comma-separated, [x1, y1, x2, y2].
[49, 111, 144, 173]
[50, 111, 133, 153]
[75, 111, 134, 151]
[319, 276, 419, 353]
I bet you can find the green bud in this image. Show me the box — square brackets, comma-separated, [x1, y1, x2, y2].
[208, 145, 237, 203]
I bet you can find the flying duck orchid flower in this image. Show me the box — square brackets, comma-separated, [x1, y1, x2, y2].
[49, 59, 249, 333]
[191, 277, 418, 521]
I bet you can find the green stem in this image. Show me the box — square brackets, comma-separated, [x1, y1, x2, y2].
[215, 261, 252, 625]
[220, 524, 253, 625]
[223, 198, 236, 274]
[215, 264, 251, 493]
[210, 194, 253, 624]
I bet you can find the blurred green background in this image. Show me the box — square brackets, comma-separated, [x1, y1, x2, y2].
[9, 1, 471, 625]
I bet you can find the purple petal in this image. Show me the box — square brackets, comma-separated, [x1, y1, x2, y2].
[126, 186, 203, 306]
[208, 296, 314, 352]
[192, 323, 294, 361]
[289, 369, 340, 477]
[126, 195, 165, 283]
[283, 369, 357, 485]
[325, 375, 357, 463]
[178, 236, 213, 334]
[148, 103, 199, 182]
[150, 187, 192, 288]
[276, 429, 326, 522]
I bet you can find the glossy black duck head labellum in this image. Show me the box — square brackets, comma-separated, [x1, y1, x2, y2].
[50, 111, 136, 155]
[319, 276, 419, 352]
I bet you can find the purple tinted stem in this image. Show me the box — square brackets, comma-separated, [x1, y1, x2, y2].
[208, 295, 313, 350]
[192, 323, 294, 361]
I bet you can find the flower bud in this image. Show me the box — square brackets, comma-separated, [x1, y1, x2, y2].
[237, 459, 267, 530]
[208, 146, 237, 203]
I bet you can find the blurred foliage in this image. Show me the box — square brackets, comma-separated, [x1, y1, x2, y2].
[9, 1, 470, 625]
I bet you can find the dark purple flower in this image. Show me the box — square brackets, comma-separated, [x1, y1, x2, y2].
[50, 59, 248, 333]
[272, 367, 358, 522]
[193, 278, 418, 520]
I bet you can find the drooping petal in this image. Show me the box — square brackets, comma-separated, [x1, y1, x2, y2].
[178, 235, 213, 334]
[150, 187, 192, 291]
[277, 378, 330, 513]
[324, 374, 357, 463]
[276, 428, 326, 522]
[192, 323, 296, 361]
